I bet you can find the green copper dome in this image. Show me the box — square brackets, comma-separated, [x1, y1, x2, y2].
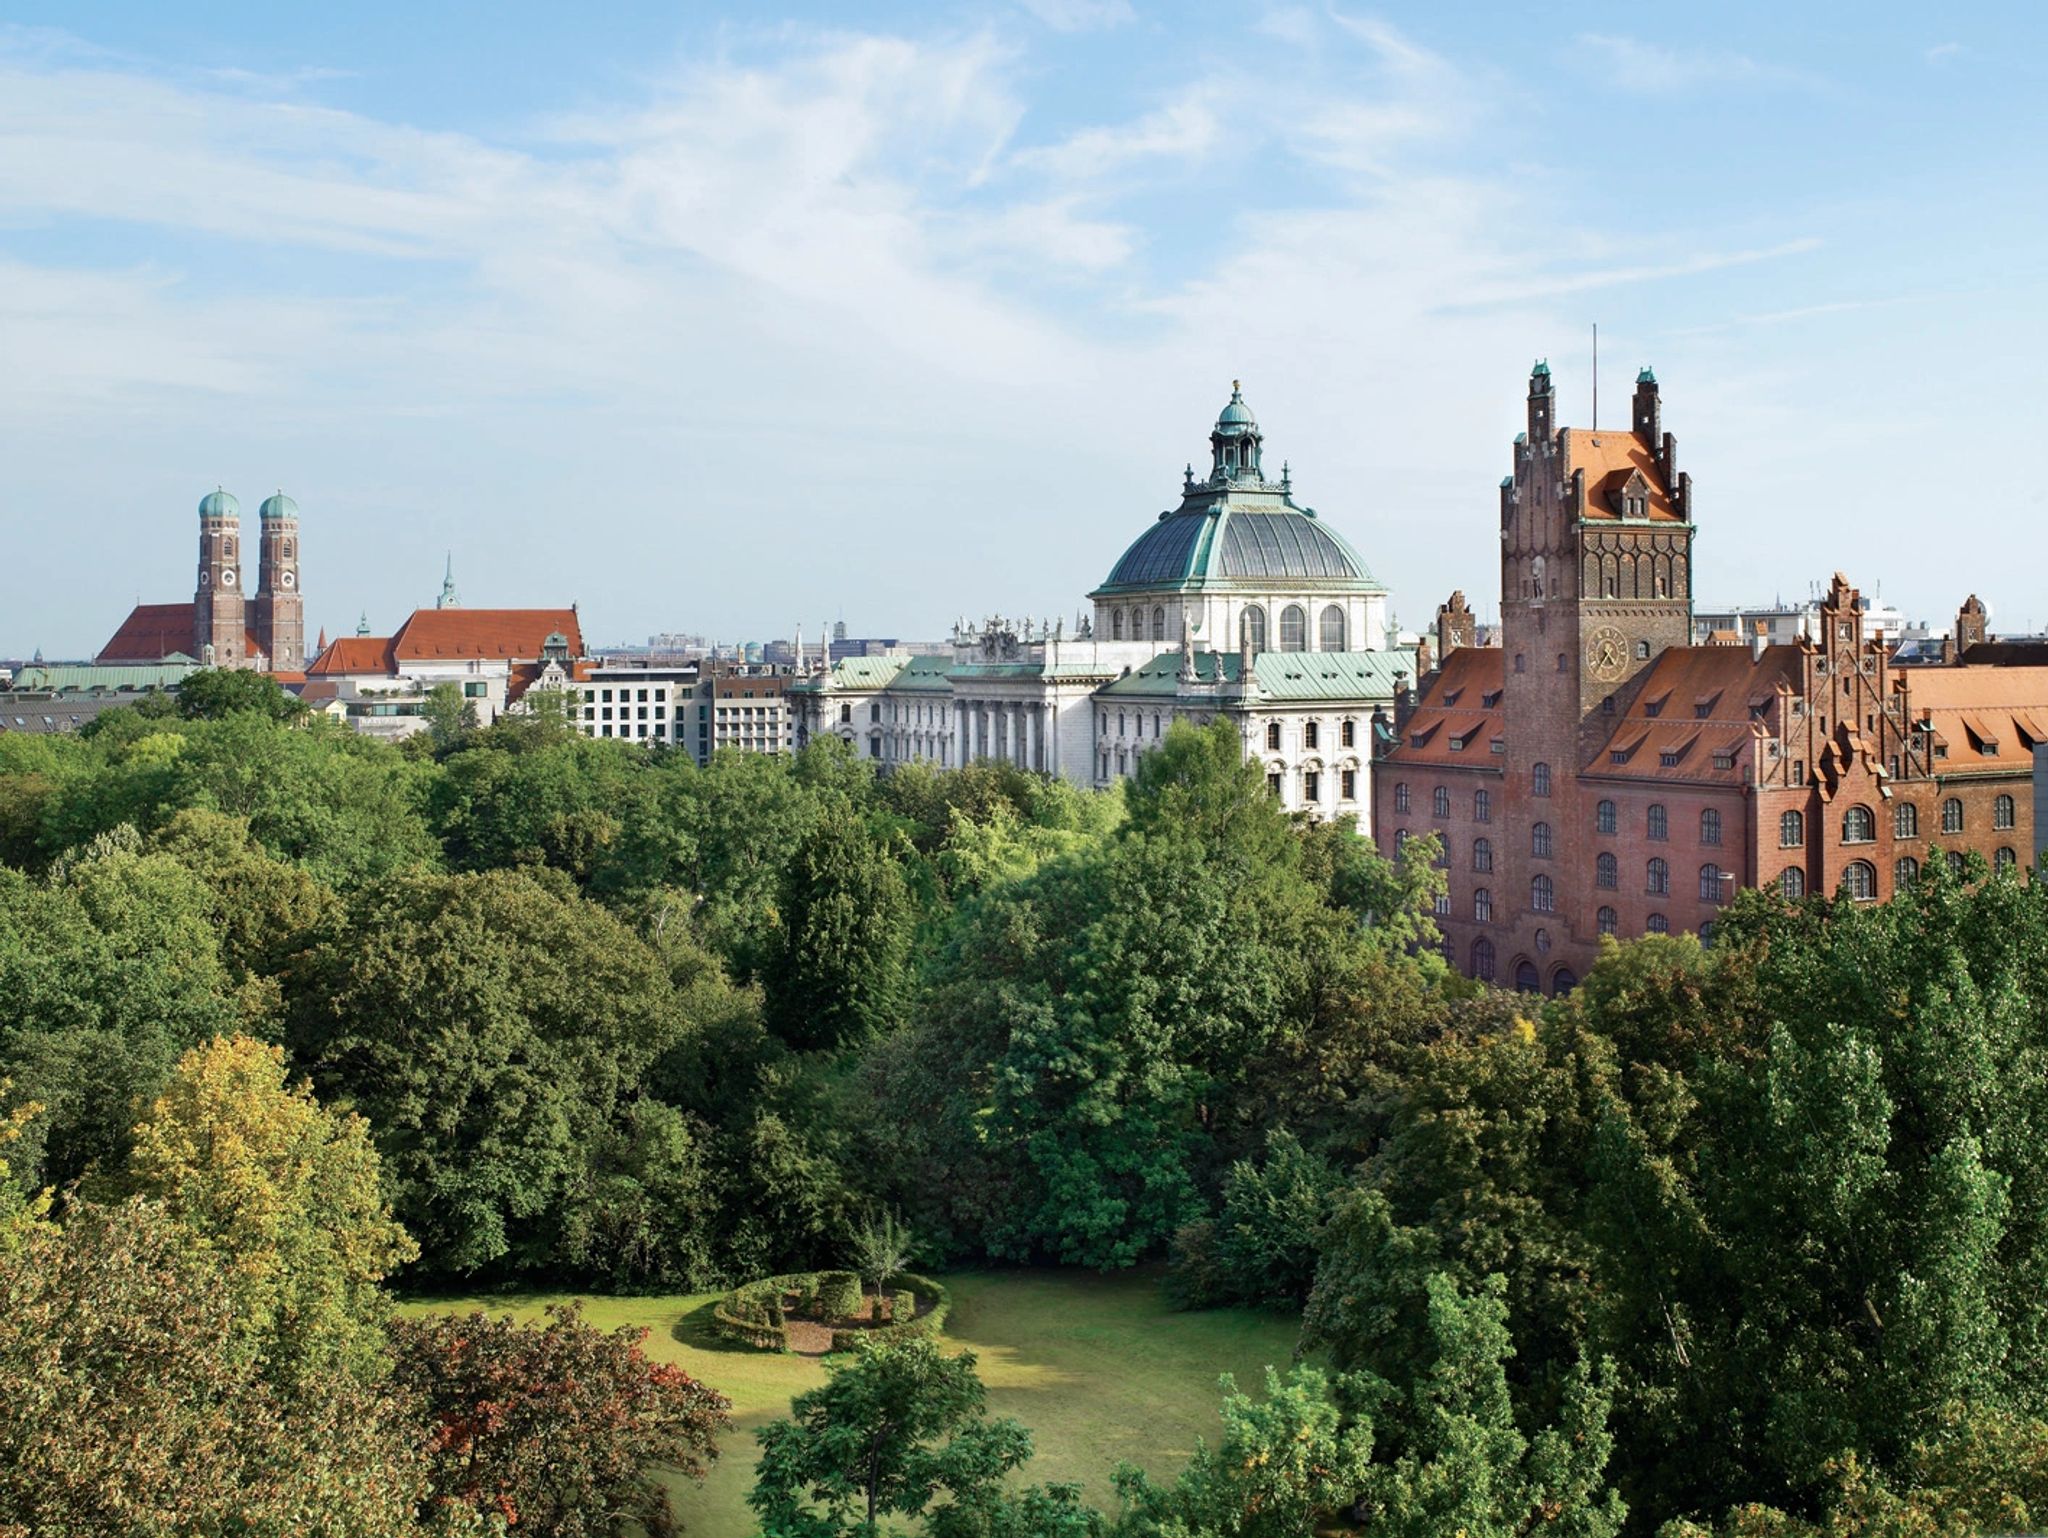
[197, 488, 240, 519]
[1215, 381, 1257, 430]
[259, 491, 299, 520]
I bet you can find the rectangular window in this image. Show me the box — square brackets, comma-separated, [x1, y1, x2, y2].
[1342, 720, 1356, 748]
[1305, 771, 1320, 802]
[464, 682, 487, 698]
[1305, 722, 1319, 750]
[1266, 722, 1281, 750]
[1341, 768, 1356, 800]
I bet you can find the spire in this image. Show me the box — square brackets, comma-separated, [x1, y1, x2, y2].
[437, 553, 460, 610]
[315, 625, 328, 655]
[355, 609, 371, 637]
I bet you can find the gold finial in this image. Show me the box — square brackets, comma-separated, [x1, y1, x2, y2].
[1232, 378, 1240, 393]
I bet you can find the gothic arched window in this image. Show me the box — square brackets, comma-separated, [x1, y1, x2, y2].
[1597, 799, 1616, 835]
[1844, 860, 1877, 901]
[1433, 786, 1450, 817]
[1781, 867, 1805, 900]
[1647, 804, 1668, 841]
[1531, 874, 1555, 912]
[1394, 783, 1410, 814]
[1471, 937, 1496, 980]
[1474, 789, 1491, 823]
[1598, 906, 1617, 935]
[1596, 852, 1617, 889]
[1474, 888, 1493, 923]
[1152, 606, 1167, 641]
[1280, 605, 1307, 652]
[1646, 913, 1670, 934]
[1995, 793, 2015, 830]
[1514, 958, 1541, 991]
[1895, 856, 1920, 888]
[1996, 846, 2018, 873]
[1532, 762, 1552, 797]
[1701, 809, 1722, 846]
[1473, 837, 1493, 873]
[1112, 609, 1125, 640]
[1700, 863, 1725, 902]
[1782, 810, 1805, 847]
[1243, 605, 1268, 652]
[1647, 857, 1669, 895]
[1320, 605, 1346, 651]
[1531, 822, 1553, 858]
[1894, 803, 1917, 839]
[1942, 797, 1964, 834]
[1843, 805, 1876, 843]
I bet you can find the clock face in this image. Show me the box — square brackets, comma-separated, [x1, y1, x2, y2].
[220, 569, 237, 588]
[280, 571, 296, 589]
[1585, 623, 1628, 682]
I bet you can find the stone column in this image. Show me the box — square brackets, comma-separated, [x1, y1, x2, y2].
[1026, 702, 1042, 772]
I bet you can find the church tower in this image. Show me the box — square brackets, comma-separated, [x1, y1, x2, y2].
[193, 488, 246, 668]
[254, 491, 305, 670]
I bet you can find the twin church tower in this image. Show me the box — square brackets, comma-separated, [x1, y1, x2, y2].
[193, 488, 304, 669]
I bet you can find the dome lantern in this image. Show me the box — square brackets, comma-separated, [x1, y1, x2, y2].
[1209, 381, 1264, 482]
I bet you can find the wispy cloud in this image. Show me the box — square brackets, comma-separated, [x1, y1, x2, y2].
[1574, 32, 1822, 94]
[1012, 0, 1135, 33]
[1926, 41, 1965, 63]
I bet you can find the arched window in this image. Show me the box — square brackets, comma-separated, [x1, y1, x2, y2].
[1473, 837, 1494, 873]
[1243, 605, 1268, 652]
[1280, 604, 1307, 651]
[1781, 866, 1805, 900]
[1550, 968, 1577, 996]
[1647, 804, 1668, 841]
[1394, 783, 1411, 814]
[1895, 802, 1918, 839]
[1152, 606, 1167, 641]
[1531, 874, 1555, 912]
[1474, 789, 1491, 824]
[1647, 857, 1669, 895]
[1532, 822, 1553, 858]
[1895, 856, 1920, 888]
[1319, 605, 1346, 651]
[1699, 863, 1724, 902]
[1598, 906, 1618, 935]
[1433, 786, 1450, 817]
[1843, 860, 1877, 901]
[1995, 793, 2016, 830]
[1942, 797, 1964, 834]
[1646, 913, 1670, 934]
[1996, 846, 2018, 873]
[1532, 762, 1552, 796]
[1472, 937, 1497, 981]
[1474, 888, 1493, 922]
[1514, 958, 1540, 992]
[1596, 799, 1616, 835]
[870, 702, 882, 722]
[1843, 805, 1875, 843]
[1596, 852, 1617, 889]
[839, 703, 852, 724]
[1112, 608, 1125, 640]
[1701, 808, 1722, 846]
[1947, 850, 1966, 875]
[1781, 810, 1805, 847]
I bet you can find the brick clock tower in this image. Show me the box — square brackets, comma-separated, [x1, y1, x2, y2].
[254, 492, 305, 669]
[1497, 362, 1695, 953]
[193, 488, 246, 667]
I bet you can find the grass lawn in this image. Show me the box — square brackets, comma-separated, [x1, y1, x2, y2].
[406, 1268, 1303, 1537]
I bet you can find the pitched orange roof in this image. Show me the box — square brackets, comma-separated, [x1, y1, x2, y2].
[1902, 664, 2048, 774]
[1564, 428, 1680, 521]
[307, 635, 397, 677]
[98, 602, 198, 664]
[390, 608, 584, 662]
[1382, 647, 1506, 768]
[1585, 643, 1801, 783]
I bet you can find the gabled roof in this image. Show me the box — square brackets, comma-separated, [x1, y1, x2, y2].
[1379, 646, 1505, 767]
[307, 635, 397, 677]
[1583, 643, 1801, 783]
[98, 603, 199, 665]
[1564, 428, 1681, 521]
[1904, 664, 2048, 774]
[390, 608, 583, 662]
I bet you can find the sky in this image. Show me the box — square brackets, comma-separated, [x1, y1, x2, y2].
[2, 1, 2044, 655]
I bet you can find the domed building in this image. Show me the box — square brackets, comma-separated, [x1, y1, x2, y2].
[793, 385, 1416, 826]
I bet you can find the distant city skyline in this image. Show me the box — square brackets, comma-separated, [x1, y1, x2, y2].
[4, 2, 2044, 654]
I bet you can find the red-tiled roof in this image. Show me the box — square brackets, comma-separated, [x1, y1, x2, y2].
[504, 658, 595, 705]
[98, 603, 198, 664]
[306, 635, 397, 677]
[1904, 664, 2048, 774]
[97, 603, 271, 668]
[1384, 647, 1506, 768]
[391, 608, 583, 662]
[1565, 428, 1681, 521]
[1584, 644, 1803, 783]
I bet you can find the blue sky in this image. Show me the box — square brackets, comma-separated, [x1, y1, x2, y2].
[3, 1, 2043, 654]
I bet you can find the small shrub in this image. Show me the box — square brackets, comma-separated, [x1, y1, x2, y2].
[1165, 1219, 1227, 1310]
[891, 1289, 916, 1324]
[815, 1270, 862, 1321]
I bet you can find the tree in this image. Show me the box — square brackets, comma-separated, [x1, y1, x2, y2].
[1168, 1130, 1342, 1309]
[846, 1207, 917, 1300]
[0, 1198, 438, 1537]
[390, 1303, 730, 1538]
[749, 1338, 1033, 1536]
[765, 806, 913, 1051]
[421, 682, 479, 750]
[286, 869, 688, 1277]
[174, 667, 308, 721]
[120, 1034, 417, 1390]
[1109, 1365, 1375, 1538]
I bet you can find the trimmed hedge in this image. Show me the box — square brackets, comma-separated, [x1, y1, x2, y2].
[710, 1271, 953, 1353]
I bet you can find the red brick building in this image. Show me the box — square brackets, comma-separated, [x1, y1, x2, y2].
[1374, 365, 2047, 992]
